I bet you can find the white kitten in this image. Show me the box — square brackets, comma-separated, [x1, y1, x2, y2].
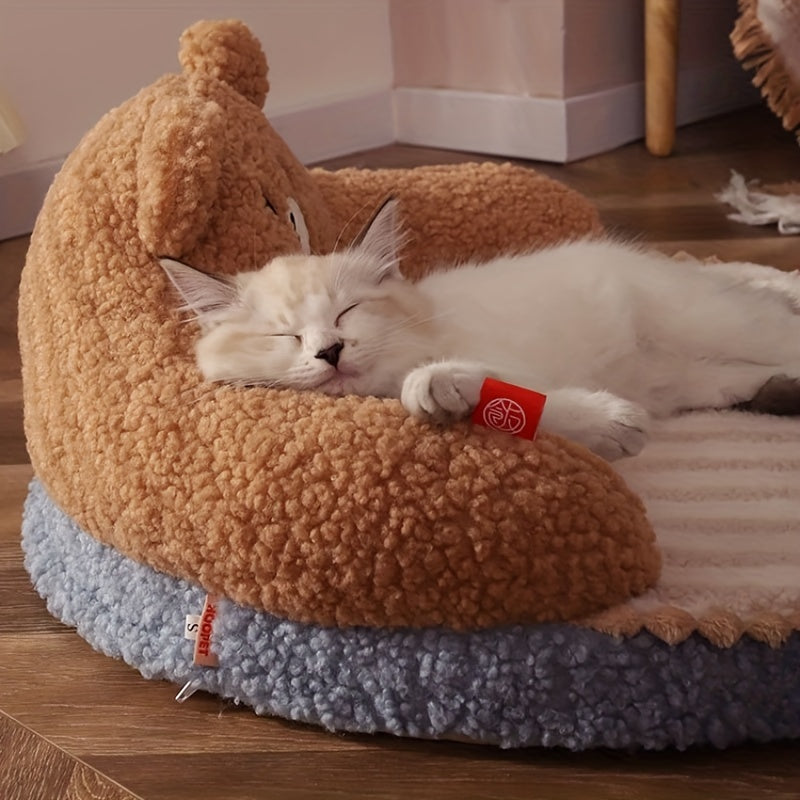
[162, 199, 800, 460]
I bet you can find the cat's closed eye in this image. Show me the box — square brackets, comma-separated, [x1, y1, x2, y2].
[335, 304, 359, 326]
[268, 333, 301, 343]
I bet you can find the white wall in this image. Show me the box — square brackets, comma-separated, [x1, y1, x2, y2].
[0, 0, 393, 175]
[0, 0, 394, 237]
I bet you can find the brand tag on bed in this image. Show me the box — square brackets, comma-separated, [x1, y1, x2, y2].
[192, 594, 220, 668]
[471, 378, 546, 440]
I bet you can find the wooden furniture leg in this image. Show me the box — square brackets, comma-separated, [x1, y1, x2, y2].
[645, 0, 681, 156]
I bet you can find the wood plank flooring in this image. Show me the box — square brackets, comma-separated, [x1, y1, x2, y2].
[0, 713, 140, 800]
[2, 106, 800, 799]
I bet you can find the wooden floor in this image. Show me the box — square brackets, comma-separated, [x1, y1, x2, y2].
[3, 106, 800, 800]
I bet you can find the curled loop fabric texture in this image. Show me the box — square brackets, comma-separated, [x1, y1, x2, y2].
[22, 480, 800, 752]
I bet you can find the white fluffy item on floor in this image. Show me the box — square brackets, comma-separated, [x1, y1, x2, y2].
[717, 170, 800, 235]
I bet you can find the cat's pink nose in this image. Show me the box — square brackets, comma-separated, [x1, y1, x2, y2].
[315, 342, 344, 368]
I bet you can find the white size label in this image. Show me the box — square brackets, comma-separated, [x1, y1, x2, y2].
[184, 614, 201, 641]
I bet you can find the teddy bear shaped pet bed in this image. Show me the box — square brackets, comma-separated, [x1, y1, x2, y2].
[20, 20, 800, 750]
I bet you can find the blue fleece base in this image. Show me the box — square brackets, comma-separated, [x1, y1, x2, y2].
[21, 479, 800, 750]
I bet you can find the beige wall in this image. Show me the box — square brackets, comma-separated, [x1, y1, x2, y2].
[391, 0, 646, 98]
[392, 0, 744, 100]
[564, 0, 742, 95]
[0, 1, 393, 178]
[562, 0, 643, 96]
[390, 0, 566, 98]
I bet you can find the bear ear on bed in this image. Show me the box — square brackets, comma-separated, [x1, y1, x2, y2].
[138, 20, 270, 258]
[179, 19, 270, 108]
[136, 94, 225, 257]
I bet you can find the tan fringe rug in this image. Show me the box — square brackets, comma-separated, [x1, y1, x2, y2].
[587, 409, 800, 648]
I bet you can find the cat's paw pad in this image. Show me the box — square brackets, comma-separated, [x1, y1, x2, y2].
[401, 362, 485, 424]
[584, 400, 649, 461]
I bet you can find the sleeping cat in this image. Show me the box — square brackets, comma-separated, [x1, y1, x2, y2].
[161, 198, 800, 460]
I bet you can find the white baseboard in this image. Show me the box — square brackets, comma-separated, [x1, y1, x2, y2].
[565, 83, 644, 163]
[397, 59, 758, 164]
[1, 65, 757, 240]
[395, 85, 649, 163]
[394, 88, 570, 162]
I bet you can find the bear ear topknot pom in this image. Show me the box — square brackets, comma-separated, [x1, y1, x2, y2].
[179, 19, 269, 107]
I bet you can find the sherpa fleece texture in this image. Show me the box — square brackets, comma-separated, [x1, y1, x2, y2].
[18, 19, 660, 630]
[23, 479, 800, 751]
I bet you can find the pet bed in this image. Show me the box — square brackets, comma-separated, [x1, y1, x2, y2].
[22, 406, 800, 749]
[18, 19, 659, 633]
[18, 20, 800, 751]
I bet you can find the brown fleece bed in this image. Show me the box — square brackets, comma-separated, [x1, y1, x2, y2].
[18, 20, 660, 632]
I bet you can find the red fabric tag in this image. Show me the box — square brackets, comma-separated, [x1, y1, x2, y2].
[471, 378, 547, 440]
[192, 594, 220, 668]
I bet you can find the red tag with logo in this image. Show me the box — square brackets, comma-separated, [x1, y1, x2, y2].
[471, 378, 547, 440]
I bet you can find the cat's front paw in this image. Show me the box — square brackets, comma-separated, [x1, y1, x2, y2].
[401, 362, 485, 424]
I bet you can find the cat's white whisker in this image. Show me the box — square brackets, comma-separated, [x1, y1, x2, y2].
[233, 377, 283, 391]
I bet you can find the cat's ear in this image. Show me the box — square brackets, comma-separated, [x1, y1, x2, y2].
[159, 258, 239, 318]
[353, 197, 405, 281]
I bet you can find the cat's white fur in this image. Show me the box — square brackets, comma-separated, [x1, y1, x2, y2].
[161, 199, 800, 460]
